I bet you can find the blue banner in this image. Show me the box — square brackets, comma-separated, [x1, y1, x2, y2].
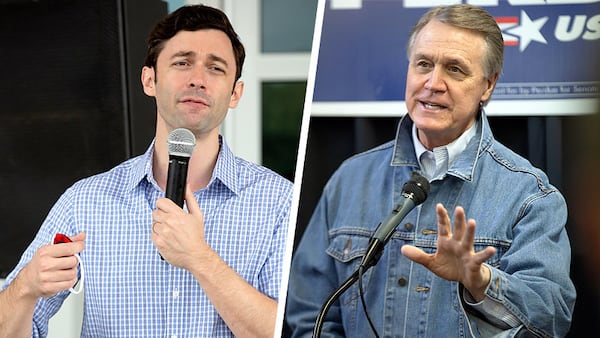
[312, 0, 600, 116]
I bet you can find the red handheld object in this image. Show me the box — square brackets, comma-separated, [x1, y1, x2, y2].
[53, 233, 72, 244]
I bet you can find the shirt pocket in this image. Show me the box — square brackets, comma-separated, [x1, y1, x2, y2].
[472, 237, 511, 268]
[325, 228, 376, 306]
[326, 228, 372, 261]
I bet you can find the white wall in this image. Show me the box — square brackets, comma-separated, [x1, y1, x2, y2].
[47, 291, 84, 337]
[0, 279, 84, 338]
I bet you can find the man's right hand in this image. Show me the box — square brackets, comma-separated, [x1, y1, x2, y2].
[18, 232, 86, 299]
[0, 232, 85, 338]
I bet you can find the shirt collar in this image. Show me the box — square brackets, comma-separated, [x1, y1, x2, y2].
[126, 135, 240, 195]
[392, 111, 493, 181]
[212, 135, 240, 195]
[411, 119, 478, 176]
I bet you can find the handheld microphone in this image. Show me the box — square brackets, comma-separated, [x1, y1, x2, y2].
[166, 128, 196, 208]
[359, 172, 430, 269]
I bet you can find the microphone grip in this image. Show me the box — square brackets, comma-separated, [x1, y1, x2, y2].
[361, 198, 417, 269]
[372, 198, 416, 243]
[165, 155, 189, 208]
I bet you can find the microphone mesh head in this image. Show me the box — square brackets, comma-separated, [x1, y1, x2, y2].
[403, 172, 430, 205]
[167, 128, 196, 157]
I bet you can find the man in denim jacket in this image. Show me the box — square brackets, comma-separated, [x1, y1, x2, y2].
[286, 4, 576, 338]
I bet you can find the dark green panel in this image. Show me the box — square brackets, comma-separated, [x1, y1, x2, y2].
[262, 81, 306, 181]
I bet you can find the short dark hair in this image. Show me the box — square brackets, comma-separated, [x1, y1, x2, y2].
[144, 5, 246, 82]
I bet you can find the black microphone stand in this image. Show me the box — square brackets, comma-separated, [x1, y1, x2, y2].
[312, 173, 429, 337]
[312, 269, 358, 338]
[312, 237, 384, 338]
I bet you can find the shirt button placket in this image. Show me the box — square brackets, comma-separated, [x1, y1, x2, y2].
[167, 266, 180, 338]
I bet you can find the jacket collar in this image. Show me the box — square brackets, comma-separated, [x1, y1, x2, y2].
[391, 111, 494, 182]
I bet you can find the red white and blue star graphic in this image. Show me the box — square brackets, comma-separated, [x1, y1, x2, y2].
[496, 10, 549, 52]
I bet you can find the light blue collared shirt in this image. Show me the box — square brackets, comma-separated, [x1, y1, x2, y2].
[2, 136, 293, 338]
[412, 120, 478, 181]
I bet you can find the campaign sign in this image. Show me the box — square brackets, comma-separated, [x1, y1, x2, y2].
[312, 0, 600, 116]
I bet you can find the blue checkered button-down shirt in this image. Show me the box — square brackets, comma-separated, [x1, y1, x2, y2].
[3, 136, 293, 338]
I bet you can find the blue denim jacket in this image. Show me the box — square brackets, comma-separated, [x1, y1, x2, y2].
[286, 113, 576, 338]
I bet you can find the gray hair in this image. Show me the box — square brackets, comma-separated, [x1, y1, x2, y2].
[406, 4, 504, 79]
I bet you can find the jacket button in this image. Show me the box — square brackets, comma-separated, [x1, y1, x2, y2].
[398, 277, 407, 286]
[404, 222, 413, 231]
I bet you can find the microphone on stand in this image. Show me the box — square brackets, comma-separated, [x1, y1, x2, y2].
[360, 173, 430, 269]
[312, 172, 430, 338]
